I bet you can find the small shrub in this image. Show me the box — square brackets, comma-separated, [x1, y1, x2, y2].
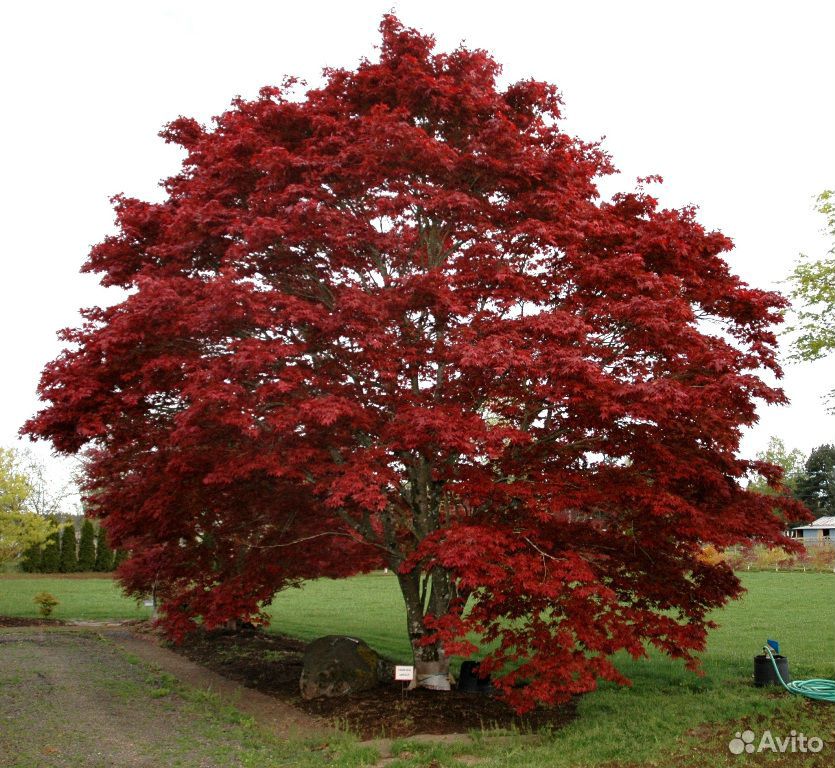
[753, 544, 790, 570]
[697, 544, 725, 566]
[33, 592, 59, 618]
[807, 542, 835, 571]
[721, 547, 748, 571]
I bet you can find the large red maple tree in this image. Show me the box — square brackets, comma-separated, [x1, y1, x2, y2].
[25, 16, 802, 711]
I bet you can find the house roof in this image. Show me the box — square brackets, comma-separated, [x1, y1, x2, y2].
[792, 516, 835, 531]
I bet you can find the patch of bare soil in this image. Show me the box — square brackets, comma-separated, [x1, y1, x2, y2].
[0, 616, 65, 627]
[174, 627, 577, 739]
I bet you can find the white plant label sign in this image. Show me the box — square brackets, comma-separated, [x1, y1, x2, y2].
[394, 665, 415, 681]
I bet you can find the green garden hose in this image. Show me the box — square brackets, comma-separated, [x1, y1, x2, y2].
[763, 645, 835, 703]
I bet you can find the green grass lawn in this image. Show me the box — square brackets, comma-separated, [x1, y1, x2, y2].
[271, 571, 835, 765]
[1, 571, 832, 767]
[0, 573, 152, 622]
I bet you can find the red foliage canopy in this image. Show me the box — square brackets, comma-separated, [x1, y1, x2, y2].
[25, 16, 804, 711]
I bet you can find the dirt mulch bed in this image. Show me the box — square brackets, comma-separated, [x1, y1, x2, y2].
[0, 616, 66, 627]
[173, 627, 576, 739]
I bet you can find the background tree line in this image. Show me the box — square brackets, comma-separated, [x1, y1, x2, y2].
[1, 445, 126, 572]
[20, 515, 127, 573]
[750, 438, 835, 523]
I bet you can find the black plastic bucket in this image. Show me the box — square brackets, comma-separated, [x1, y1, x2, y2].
[754, 654, 790, 687]
[458, 661, 493, 694]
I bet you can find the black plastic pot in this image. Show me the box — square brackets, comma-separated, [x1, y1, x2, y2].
[458, 661, 493, 694]
[754, 654, 790, 687]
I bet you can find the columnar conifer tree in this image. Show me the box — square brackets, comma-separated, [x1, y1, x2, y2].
[58, 522, 78, 573]
[77, 518, 96, 571]
[41, 522, 60, 573]
[20, 541, 43, 572]
[93, 524, 113, 572]
[25, 16, 804, 710]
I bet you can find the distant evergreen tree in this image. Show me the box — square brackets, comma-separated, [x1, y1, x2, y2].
[77, 519, 96, 571]
[41, 521, 61, 572]
[112, 548, 128, 569]
[20, 541, 43, 572]
[58, 522, 78, 572]
[796, 444, 835, 517]
[93, 525, 113, 572]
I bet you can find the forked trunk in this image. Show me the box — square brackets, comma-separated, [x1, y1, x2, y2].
[396, 567, 453, 690]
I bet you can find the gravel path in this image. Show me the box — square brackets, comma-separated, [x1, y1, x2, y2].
[99, 627, 326, 738]
[0, 628, 326, 768]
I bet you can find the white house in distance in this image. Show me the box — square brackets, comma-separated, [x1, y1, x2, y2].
[789, 516, 835, 543]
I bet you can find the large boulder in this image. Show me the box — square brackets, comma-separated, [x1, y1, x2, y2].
[299, 635, 381, 699]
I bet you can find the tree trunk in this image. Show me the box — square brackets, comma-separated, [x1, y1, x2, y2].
[396, 568, 451, 690]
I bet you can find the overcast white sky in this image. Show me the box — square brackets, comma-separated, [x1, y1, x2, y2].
[1, 1, 833, 495]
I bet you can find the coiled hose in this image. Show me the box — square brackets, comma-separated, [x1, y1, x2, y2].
[763, 645, 835, 703]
